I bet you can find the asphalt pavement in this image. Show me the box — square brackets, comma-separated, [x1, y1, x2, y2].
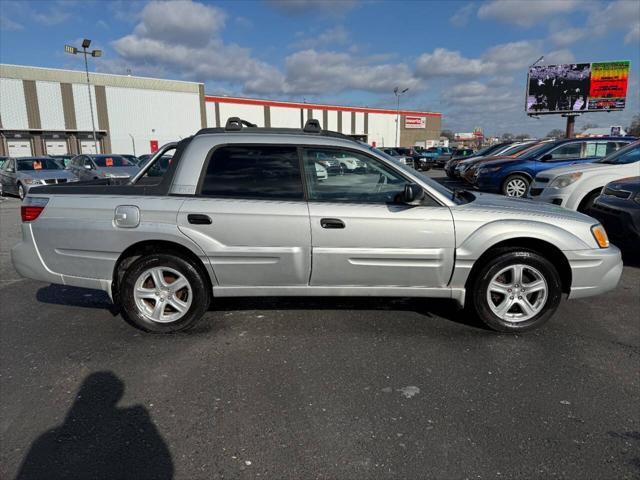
[1, 179, 639, 479]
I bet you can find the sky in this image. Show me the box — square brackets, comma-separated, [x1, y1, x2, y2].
[0, 0, 638, 137]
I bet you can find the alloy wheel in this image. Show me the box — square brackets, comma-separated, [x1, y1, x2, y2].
[486, 264, 548, 322]
[505, 178, 527, 197]
[133, 266, 193, 323]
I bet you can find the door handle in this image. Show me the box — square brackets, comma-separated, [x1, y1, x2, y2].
[188, 214, 212, 225]
[320, 218, 345, 229]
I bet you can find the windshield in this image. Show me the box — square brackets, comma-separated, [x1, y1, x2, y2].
[17, 158, 62, 171]
[596, 142, 640, 164]
[369, 146, 462, 203]
[92, 155, 134, 167]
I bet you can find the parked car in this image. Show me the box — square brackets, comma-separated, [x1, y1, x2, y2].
[530, 141, 640, 211]
[11, 119, 622, 334]
[588, 176, 640, 243]
[315, 162, 328, 181]
[0, 156, 7, 169]
[455, 141, 540, 180]
[67, 154, 141, 181]
[143, 155, 173, 177]
[451, 148, 475, 159]
[421, 146, 453, 168]
[0, 157, 77, 199]
[395, 147, 427, 169]
[379, 148, 415, 169]
[310, 151, 344, 175]
[465, 137, 635, 197]
[445, 142, 514, 178]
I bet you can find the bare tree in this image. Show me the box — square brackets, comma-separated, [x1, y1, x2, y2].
[546, 129, 564, 138]
[628, 114, 640, 137]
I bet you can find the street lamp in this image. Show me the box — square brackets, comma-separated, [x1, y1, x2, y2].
[65, 39, 102, 154]
[394, 87, 409, 147]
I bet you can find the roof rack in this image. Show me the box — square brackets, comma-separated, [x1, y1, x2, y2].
[194, 118, 358, 143]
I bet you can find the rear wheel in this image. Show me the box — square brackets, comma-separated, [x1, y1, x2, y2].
[502, 174, 529, 197]
[471, 249, 562, 332]
[119, 253, 210, 333]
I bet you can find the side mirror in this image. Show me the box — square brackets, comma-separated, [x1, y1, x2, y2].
[402, 183, 424, 205]
[84, 164, 93, 170]
[7, 168, 14, 173]
[541, 153, 553, 161]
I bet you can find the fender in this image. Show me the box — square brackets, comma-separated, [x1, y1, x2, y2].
[449, 219, 592, 288]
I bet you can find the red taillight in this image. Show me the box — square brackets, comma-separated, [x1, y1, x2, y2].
[21, 197, 49, 222]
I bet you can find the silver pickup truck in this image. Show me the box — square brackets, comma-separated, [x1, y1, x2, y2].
[12, 119, 622, 333]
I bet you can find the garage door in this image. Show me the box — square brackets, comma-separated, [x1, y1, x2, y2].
[45, 140, 68, 156]
[80, 141, 101, 154]
[7, 140, 32, 158]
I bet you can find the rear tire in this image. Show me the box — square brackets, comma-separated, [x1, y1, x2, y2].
[502, 174, 530, 197]
[119, 253, 210, 333]
[470, 248, 562, 333]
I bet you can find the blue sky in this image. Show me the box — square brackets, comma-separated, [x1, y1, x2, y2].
[1, 0, 638, 136]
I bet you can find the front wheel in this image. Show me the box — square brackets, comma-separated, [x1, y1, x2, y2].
[18, 183, 25, 200]
[470, 249, 562, 332]
[119, 253, 210, 333]
[502, 174, 530, 197]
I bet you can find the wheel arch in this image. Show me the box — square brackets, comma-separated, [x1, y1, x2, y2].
[111, 239, 213, 303]
[501, 170, 534, 189]
[577, 186, 603, 212]
[464, 237, 572, 295]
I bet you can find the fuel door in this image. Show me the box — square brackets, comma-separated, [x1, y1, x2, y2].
[114, 205, 140, 228]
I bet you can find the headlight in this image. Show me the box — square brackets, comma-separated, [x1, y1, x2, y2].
[591, 224, 609, 248]
[549, 172, 582, 189]
[22, 178, 42, 185]
[479, 166, 502, 174]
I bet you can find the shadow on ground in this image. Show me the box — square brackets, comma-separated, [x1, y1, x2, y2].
[15, 371, 173, 480]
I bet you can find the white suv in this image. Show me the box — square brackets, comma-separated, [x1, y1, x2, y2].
[529, 141, 640, 211]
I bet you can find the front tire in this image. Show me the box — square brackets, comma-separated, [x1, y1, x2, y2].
[18, 183, 25, 200]
[502, 174, 529, 197]
[119, 253, 210, 333]
[470, 249, 562, 332]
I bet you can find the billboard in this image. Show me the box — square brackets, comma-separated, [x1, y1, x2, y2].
[405, 116, 426, 128]
[526, 61, 630, 114]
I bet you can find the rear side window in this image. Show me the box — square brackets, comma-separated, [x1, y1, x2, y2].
[201, 145, 303, 200]
[547, 142, 582, 160]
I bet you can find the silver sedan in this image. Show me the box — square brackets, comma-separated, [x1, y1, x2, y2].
[0, 157, 78, 199]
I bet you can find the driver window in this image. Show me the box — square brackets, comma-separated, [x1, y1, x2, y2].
[303, 148, 407, 203]
[547, 143, 582, 160]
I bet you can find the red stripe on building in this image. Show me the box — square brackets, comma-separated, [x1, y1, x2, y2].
[205, 95, 441, 117]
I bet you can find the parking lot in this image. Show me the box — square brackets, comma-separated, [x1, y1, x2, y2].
[1, 178, 639, 480]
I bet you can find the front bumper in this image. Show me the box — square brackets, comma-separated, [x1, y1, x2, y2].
[565, 246, 623, 299]
[588, 200, 640, 241]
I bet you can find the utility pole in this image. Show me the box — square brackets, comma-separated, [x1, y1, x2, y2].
[65, 39, 102, 154]
[394, 87, 409, 147]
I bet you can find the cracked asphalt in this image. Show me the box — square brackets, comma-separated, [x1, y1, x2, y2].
[1, 186, 639, 479]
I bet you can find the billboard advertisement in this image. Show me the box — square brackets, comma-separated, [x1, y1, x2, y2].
[405, 116, 426, 128]
[525, 61, 630, 114]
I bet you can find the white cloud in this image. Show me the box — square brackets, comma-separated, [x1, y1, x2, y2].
[449, 3, 475, 27]
[549, 27, 587, 47]
[478, 0, 580, 27]
[282, 49, 421, 95]
[293, 25, 350, 49]
[626, 22, 640, 44]
[415, 48, 494, 78]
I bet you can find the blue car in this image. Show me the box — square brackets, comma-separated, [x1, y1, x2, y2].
[466, 137, 636, 197]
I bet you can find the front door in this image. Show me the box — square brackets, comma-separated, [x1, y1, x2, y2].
[177, 144, 311, 287]
[302, 147, 455, 287]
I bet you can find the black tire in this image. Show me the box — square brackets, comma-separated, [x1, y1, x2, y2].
[18, 183, 25, 200]
[502, 174, 530, 197]
[578, 190, 600, 213]
[470, 248, 562, 333]
[119, 253, 210, 333]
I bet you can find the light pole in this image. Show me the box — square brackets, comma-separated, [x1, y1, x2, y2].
[128, 133, 136, 156]
[65, 39, 102, 154]
[394, 87, 409, 147]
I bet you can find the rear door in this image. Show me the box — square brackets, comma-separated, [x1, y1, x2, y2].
[302, 147, 455, 287]
[177, 144, 312, 287]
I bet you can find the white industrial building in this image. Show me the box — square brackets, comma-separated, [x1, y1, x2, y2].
[0, 64, 441, 157]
